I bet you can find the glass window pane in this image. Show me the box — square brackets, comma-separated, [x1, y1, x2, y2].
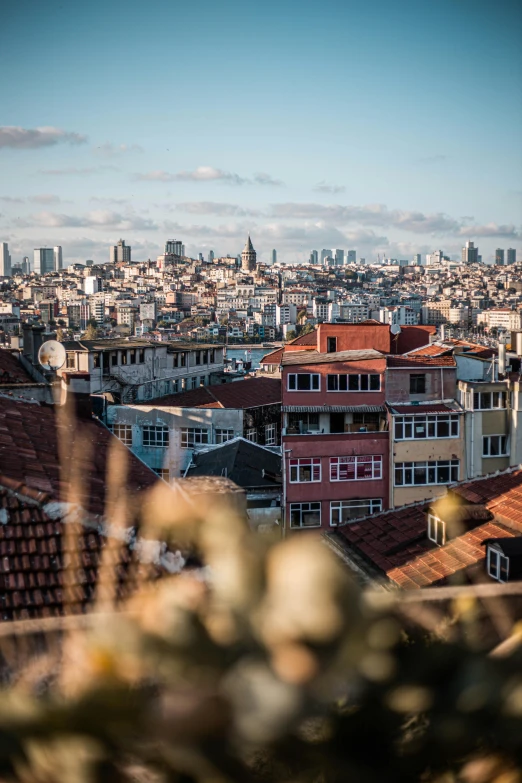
[348, 375, 359, 391]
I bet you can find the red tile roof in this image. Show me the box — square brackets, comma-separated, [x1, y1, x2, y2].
[288, 331, 318, 346]
[137, 377, 281, 409]
[260, 347, 284, 365]
[0, 397, 158, 516]
[406, 344, 453, 357]
[0, 350, 34, 385]
[387, 355, 456, 368]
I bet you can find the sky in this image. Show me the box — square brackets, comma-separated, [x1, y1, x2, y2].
[1, 0, 521, 266]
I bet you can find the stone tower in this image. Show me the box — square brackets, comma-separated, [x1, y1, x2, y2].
[241, 235, 257, 272]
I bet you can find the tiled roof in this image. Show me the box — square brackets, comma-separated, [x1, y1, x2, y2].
[406, 344, 453, 357]
[386, 355, 456, 368]
[0, 350, 34, 384]
[260, 347, 284, 365]
[387, 522, 514, 590]
[388, 403, 462, 415]
[136, 377, 281, 409]
[288, 331, 318, 346]
[0, 397, 158, 516]
[282, 349, 385, 366]
[338, 467, 522, 589]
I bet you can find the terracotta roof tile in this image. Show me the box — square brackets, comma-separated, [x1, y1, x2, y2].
[135, 377, 281, 409]
[386, 355, 456, 368]
[0, 350, 34, 385]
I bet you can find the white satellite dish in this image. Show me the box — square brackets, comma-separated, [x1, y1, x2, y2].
[390, 324, 401, 335]
[38, 340, 66, 371]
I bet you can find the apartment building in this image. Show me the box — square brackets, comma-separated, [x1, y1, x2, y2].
[281, 348, 389, 531]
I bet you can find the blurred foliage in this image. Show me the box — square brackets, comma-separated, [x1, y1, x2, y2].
[1, 478, 522, 783]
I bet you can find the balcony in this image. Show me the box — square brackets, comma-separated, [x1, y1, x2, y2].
[284, 412, 388, 436]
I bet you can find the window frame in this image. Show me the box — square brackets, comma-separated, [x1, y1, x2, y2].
[409, 374, 426, 394]
[483, 434, 508, 457]
[265, 423, 277, 445]
[112, 423, 133, 446]
[487, 547, 510, 583]
[473, 391, 508, 410]
[427, 513, 446, 546]
[327, 373, 381, 392]
[180, 427, 209, 448]
[330, 455, 383, 482]
[154, 468, 170, 481]
[246, 428, 258, 443]
[394, 413, 460, 440]
[142, 425, 169, 448]
[287, 373, 321, 392]
[289, 502, 322, 529]
[215, 428, 235, 444]
[330, 498, 383, 526]
[394, 459, 459, 487]
[289, 457, 321, 483]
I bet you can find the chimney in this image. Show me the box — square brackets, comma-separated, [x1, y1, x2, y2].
[31, 323, 46, 365]
[22, 322, 33, 360]
[61, 372, 92, 419]
[498, 339, 507, 377]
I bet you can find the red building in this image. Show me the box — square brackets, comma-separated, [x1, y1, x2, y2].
[282, 347, 389, 531]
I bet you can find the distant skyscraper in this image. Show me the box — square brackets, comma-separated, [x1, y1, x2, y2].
[271, 249, 277, 265]
[34, 248, 54, 275]
[413, 253, 422, 265]
[22, 256, 29, 274]
[310, 250, 319, 264]
[334, 249, 344, 266]
[347, 250, 356, 264]
[110, 239, 131, 263]
[0, 242, 11, 277]
[208, 250, 215, 263]
[241, 235, 257, 272]
[165, 239, 183, 256]
[495, 248, 505, 265]
[461, 241, 478, 264]
[320, 249, 329, 265]
[427, 250, 445, 266]
[53, 245, 63, 271]
[507, 248, 517, 265]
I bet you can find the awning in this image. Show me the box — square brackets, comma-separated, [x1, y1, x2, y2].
[282, 405, 386, 413]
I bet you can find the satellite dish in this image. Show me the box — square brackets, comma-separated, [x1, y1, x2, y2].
[38, 340, 66, 371]
[390, 324, 401, 335]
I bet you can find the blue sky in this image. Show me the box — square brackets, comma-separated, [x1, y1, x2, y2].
[1, 0, 521, 264]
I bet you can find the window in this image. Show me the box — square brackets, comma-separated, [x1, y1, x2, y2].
[483, 435, 508, 457]
[290, 502, 321, 529]
[287, 373, 320, 392]
[154, 468, 170, 481]
[488, 547, 509, 582]
[327, 373, 381, 392]
[93, 353, 100, 369]
[394, 413, 459, 440]
[121, 352, 128, 365]
[66, 353, 75, 369]
[216, 428, 235, 444]
[327, 336, 337, 353]
[129, 350, 136, 365]
[265, 423, 277, 445]
[410, 374, 426, 394]
[287, 412, 320, 433]
[427, 513, 446, 545]
[113, 424, 132, 446]
[138, 349, 145, 363]
[246, 428, 257, 443]
[143, 426, 169, 448]
[111, 352, 118, 366]
[181, 428, 209, 448]
[473, 391, 507, 410]
[330, 455, 382, 481]
[289, 458, 321, 483]
[330, 499, 382, 526]
[394, 460, 459, 486]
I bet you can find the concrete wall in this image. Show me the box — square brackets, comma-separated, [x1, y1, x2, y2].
[107, 404, 243, 477]
[282, 358, 386, 408]
[392, 432, 465, 507]
[386, 367, 457, 404]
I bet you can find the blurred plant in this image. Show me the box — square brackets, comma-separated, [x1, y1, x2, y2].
[0, 416, 522, 782]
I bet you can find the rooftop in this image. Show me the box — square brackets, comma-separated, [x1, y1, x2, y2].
[281, 349, 385, 367]
[186, 437, 281, 489]
[135, 376, 281, 409]
[0, 350, 35, 384]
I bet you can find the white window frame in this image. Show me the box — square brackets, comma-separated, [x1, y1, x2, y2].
[487, 547, 509, 582]
[246, 428, 257, 443]
[427, 513, 446, 546]
[154, 468, 170, 481]
[142, 426, 169, 448]
[326, 373, 381, 392]
[289, 458, 321, 483]
[394, 413, 459, 440]
[112, 423, 132, 446]
[483, 434, 508, 457]
[330, 455, 382, 482]
[472, 391, 508, 410]
[180, 427, 209, 448]
[287, 373, 321, 392]
[394, 460, 459, 487]
[330, 499, 383, 526]
[215, 429, 235, 444]
[289, 502, 321, 529]
[265, 423, 277, 446]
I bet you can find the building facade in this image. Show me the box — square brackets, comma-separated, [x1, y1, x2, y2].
[33, 248, 54, 275]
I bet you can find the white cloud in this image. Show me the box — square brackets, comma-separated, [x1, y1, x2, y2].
[94, 142, 144, 156]
[0, 126, 87, 149]
[29, 194, 63, 205]
[313, 182, 346, 194]
[136, 167, 283, 186]
[176, 201, 262, 217]
[16, 210, 158, 231]
[253, 172, 285, 186]
[40, 166, 119, 176]
[458, 222, 521, 239]
[0, 196, 24, 203]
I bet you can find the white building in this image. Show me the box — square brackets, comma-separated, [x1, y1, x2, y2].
[53, 246, 63, 271]
[84, 276, 103, 295]
[0, 242, 11, 277]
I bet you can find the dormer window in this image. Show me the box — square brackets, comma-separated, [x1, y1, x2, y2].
[427, 513, 445, 546]
[487, 547, 510, 582]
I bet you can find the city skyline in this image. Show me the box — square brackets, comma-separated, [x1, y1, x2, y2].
[1, 0, 521, 265]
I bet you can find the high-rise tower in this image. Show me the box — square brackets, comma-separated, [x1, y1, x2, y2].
[241, 235, 257, 272]
[0, 242, 11, 277]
